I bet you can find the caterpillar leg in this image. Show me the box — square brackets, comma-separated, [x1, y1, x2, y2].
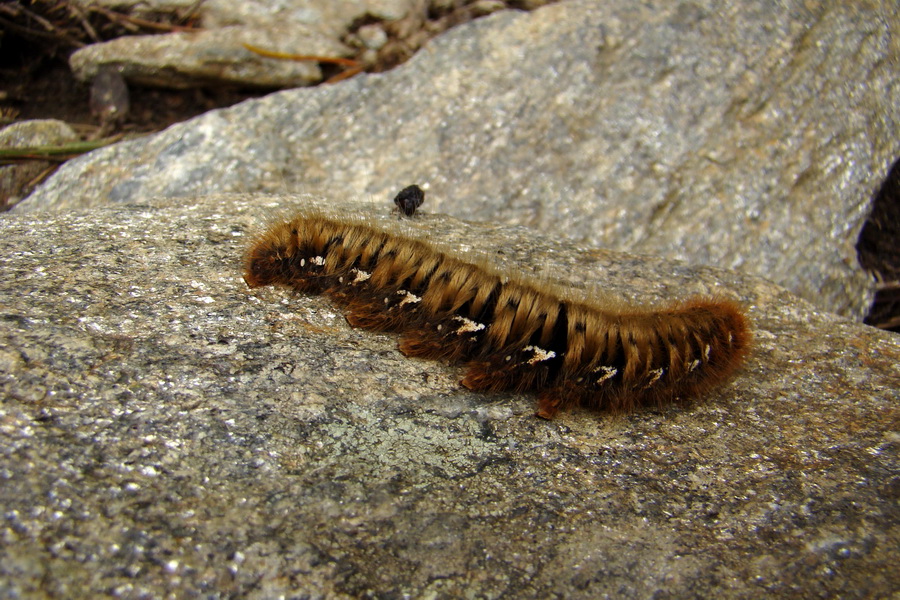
[460, 361, 518, 392]
[342, 297, 413, 331]
[399, 314, 489, 361]
[535, 391, 563, 420]
[461, 345, 559, 395]
[535, 381, 587, 419]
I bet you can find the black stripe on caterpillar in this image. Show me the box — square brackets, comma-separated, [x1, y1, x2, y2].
[244, 213, 751, 419]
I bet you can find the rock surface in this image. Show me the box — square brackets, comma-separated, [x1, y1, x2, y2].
[70, 24, 352, 89]
[1, 194, 897, 598]
[22, 0, 898, 322]
[0, 119, 79, 211]
[68, 0, 420, 88]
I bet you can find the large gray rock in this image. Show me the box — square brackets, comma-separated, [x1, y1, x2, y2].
[20, 0, 898, 320]
[0, 194, 897, 598]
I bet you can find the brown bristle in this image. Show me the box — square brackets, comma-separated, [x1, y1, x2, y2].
[244, 212, 752, 419]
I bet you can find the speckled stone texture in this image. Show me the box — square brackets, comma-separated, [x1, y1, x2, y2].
[20, 1, 898, 322]
[1, 194, 897, 598]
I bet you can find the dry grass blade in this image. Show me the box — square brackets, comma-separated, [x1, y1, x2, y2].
[242, 43, 361, 67]
[0, 135, 134, 164]
[242, 43, 364, 84]
[0, 2, 87, 48]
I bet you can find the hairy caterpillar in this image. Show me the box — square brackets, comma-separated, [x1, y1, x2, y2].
[244, 213, 751, 419]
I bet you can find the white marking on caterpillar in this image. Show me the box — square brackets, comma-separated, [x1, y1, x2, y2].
[645, 367, 664, 388]
[311, 256, 325, 266]
[452, 316, 485, 334]
[523, 345, 556, 365]
[594, 365, 618, 384]
[351, 269, 371, 284]
[397, 289, 421, 306]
